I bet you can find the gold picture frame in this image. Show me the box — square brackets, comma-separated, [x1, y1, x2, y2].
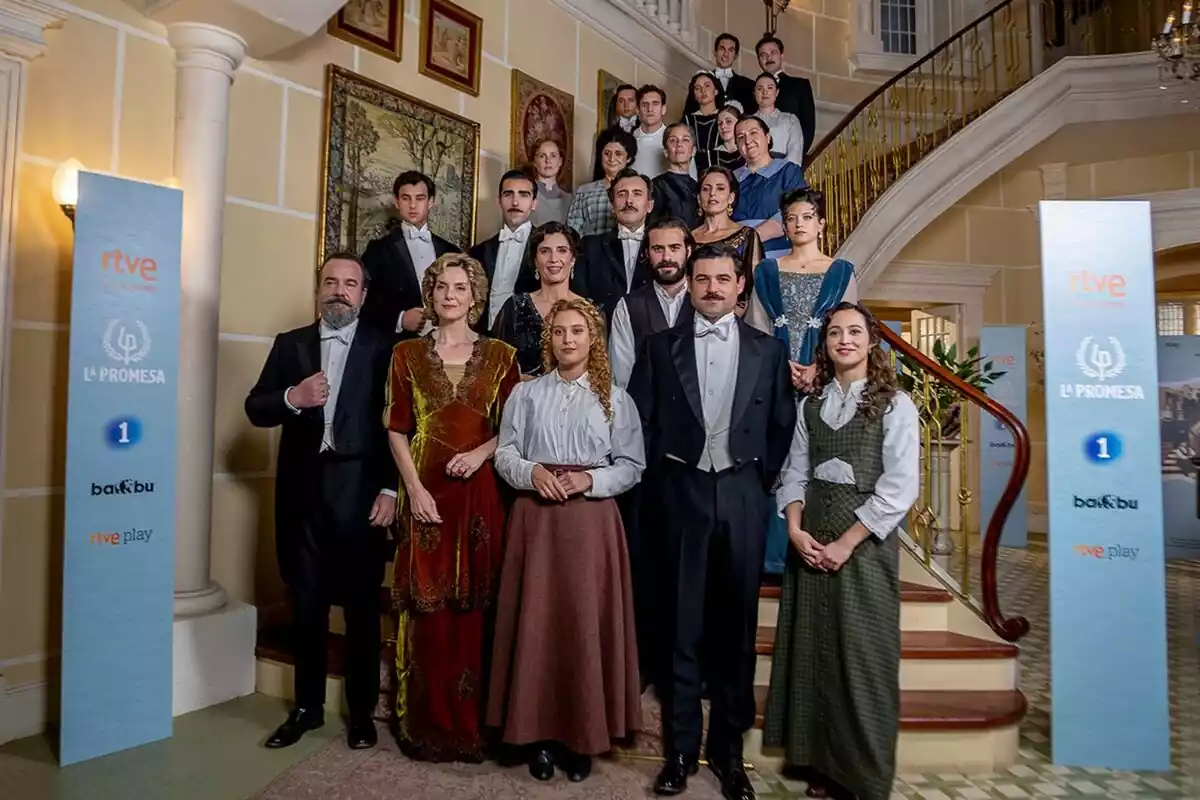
[418, 0, 483, 97]
[510, 70, 575, 189]
[327, 0, 403, 62]
[596, 70, 626, 134]
[318, 65, 481, 263]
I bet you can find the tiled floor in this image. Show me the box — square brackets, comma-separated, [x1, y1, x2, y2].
[3, 546, 1197, 799]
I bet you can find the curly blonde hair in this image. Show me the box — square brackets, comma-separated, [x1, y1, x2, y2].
[420, 253, 489, 326]
[540, 298, 614, 421]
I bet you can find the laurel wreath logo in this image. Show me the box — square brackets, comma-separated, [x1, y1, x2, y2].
[1075, 335, 1125, 381]
[102, 319, 151, 366]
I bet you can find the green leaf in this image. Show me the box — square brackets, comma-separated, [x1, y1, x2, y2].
[932, 339, 945, 358]
[947, 342, 958, 362]
[983, 360, 994, 372]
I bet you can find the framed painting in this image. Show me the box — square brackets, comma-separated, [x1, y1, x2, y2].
[510, 70, 574, 189]
[328, 0, 403, 62]
[418, 0, 483, 96]
[597, 70, 625, 133]
[319, 65, 480, 262]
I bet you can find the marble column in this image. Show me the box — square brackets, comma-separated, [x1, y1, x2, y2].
[167, 22, 247, 618]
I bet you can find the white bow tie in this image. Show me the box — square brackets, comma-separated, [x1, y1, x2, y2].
[618, 116, 638, 132]
[714, 68, 733, 79]
[321, 328, 352, 345]
[694, 316, 734, 341]
[405, 226, 431, 243]
[618, 228, 644, 242]
[499, 226, 528, 244]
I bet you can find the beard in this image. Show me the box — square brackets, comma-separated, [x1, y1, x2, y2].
[321, 298, 359, 329]
[653, 260, 685, 286]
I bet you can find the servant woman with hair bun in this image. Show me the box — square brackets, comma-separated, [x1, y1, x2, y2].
[763, 301, 920, 800]
[488, 298, 645, 784]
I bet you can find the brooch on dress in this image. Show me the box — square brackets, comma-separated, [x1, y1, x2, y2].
[773, 315, 787, 329]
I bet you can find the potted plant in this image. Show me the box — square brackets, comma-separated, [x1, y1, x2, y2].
[895, 338, 1007, 440]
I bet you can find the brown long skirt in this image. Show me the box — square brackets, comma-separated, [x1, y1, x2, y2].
[486, 493, 642, 755]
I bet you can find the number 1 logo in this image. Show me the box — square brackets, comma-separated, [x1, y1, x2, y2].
[105, 417, 143, 450]
[1083, 431, 1122, 465]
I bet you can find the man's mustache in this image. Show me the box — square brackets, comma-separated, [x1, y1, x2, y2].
[703, 293, 723, 301]
[656, 260, 681, 272]
[621, 203, 637, 212]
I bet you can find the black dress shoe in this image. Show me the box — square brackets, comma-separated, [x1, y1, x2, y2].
[265, 707, 325, 749]
[347, 716, 378, 749]
[562, 750, 592, 782]
[708, 757, 756, 800]
[654, 752, 699, 795]
[529, 745, 555, 781]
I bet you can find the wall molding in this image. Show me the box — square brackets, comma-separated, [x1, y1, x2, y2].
[841, 52, 1196, 291]
[0, 678, 49, 745]
[1027, 187, 1200, 262]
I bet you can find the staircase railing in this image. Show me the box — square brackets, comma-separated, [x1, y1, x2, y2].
[807, 0, 1170, 641]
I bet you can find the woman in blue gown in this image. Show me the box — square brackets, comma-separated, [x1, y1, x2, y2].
[748, 187, 858, 576]
[731, 115, 807, 258]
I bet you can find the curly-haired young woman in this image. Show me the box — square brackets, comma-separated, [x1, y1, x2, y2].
[763, 301, 920, 800]
[488, 297, 645, 784]
[384, 253, 520, 762]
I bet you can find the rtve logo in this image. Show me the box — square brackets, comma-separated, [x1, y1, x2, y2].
[1074, 544, 1139, 561]
[90, 527, 154, 546]
[101, 249, 157, 291]
[1068, 269, 1125, 305]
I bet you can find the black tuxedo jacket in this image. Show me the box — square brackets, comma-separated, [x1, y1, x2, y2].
[724, 73, 758, 115]
[777, 73, 817, 156]
[577, 229, 654, 324]
[468, 233, 539, 332]
[360, 226, 459, 337]
[627, 317, 795, 491]
[244, 321, 398, 584]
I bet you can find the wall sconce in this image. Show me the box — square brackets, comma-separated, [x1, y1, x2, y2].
[52, 157, 83, 224]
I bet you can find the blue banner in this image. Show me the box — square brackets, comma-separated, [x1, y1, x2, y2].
[60, 173, 182, 765]
[1041, 200, 1169, 771]
[1156, 336, 1200, 560]
[980, 326, 1028, 548]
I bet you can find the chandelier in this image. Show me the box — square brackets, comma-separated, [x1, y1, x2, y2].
[764, 0, 791, 35]
[1153, 3, 1200, 81]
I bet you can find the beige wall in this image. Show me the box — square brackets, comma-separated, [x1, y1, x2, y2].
[893, 118, 1200, 522]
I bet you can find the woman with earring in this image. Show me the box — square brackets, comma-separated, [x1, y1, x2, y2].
[529, 139, 572, 226]
[692, 165, 763, 316]
[492, 221, 586, 378]
[763, 302, 919, 800]
[748, 187, 857, 575]
[488, 298, 645, 783]
[682, 71, 724, 172]
[386, 253, 521, 761]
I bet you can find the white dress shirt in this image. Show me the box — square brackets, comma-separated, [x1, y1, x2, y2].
[617, 224, 644, 290]
[400, 221, 437, 327]
[632, 123, 668, 177]
[488, 221, 531, 329]
[617, 115, 639, 133]
[714, 67, 733, 90]
[494, 370, 646, 498]
[776, 378, 919, 538]
[693, 313, 739, 472]
[609, 283, 689, 389]
[756, 107, 806, 165]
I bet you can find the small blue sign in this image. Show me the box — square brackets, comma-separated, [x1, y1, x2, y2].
[980, 326, 1028, 548]
[1083, 431, 1122, 465]
[104, 416, 143, 450]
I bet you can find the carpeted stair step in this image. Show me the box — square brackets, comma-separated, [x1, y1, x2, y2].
[751, 683, 1027, 731]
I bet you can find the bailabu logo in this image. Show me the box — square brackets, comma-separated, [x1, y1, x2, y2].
[90, 478, 155, 497]
[1073, 494, 1137, 511]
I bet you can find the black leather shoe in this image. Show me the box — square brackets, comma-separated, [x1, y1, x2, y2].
[563, 750, 592, 782]
[709, 757, 756, 800]
[347, 716, 377, 749]
[265, 707, 325, 748]
[654, 752, 699, 795]
[529, 745, 555, 781]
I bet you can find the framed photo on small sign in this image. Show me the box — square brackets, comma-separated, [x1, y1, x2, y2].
[328, 0, 403, 62]
[419, 0, 483, 97]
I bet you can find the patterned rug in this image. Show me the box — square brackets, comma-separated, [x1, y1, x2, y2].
[253, 547, 1200, 799]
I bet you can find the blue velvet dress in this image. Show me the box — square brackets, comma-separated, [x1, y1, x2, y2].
[732, 159, 808, 256]
[753, 257, 856, 575]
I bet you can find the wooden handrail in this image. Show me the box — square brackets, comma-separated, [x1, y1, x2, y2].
[804, 0, 1019, 170]
[880, 324, 1032, 642]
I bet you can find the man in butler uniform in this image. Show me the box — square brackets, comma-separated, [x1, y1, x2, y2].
[246, 253, 398, 750]
[468, 168, 540, 331]
[360, 171, 458, 338]
[576, 167, 655, 324]
[628, 243, 795, 799]
[755, 35, 816, 156]
[712, 33, 757, 114]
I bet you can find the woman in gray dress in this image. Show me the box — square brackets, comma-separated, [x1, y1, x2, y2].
[529, 139, 572, 227]
[763, 302, 920, 800]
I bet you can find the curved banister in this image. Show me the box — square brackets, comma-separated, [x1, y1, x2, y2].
[880, 324, 1031, 642]
[803, 0, 1019, 170]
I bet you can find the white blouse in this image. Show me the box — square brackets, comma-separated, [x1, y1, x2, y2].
[756, 107, 806, 166]
[495, 370, 646, 498]
[776, 378, 920, 539]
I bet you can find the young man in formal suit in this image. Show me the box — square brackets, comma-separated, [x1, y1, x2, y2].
[713, 33, 757, 115]
[468, 168, 540, 330]
[246, 253, 399, 751]
[628, 243, 795, 800]
[755, 35, 816, 158]
[576, 167, 656, 324]
[360, 171, 458, 338]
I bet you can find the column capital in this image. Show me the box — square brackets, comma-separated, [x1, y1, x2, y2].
[167, 22, 247, 79]
[0, 0, 66, 61]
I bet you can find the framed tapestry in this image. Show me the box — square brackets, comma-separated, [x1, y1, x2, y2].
[510, 70, 574, 188]
[597, 70, 625, 133]
[328, 0, 403, 62]
[319, 65, 480, 262]
[418, 0, 482, 96]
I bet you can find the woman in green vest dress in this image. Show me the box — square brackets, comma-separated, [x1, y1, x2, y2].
[763, 301, 920, 800]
